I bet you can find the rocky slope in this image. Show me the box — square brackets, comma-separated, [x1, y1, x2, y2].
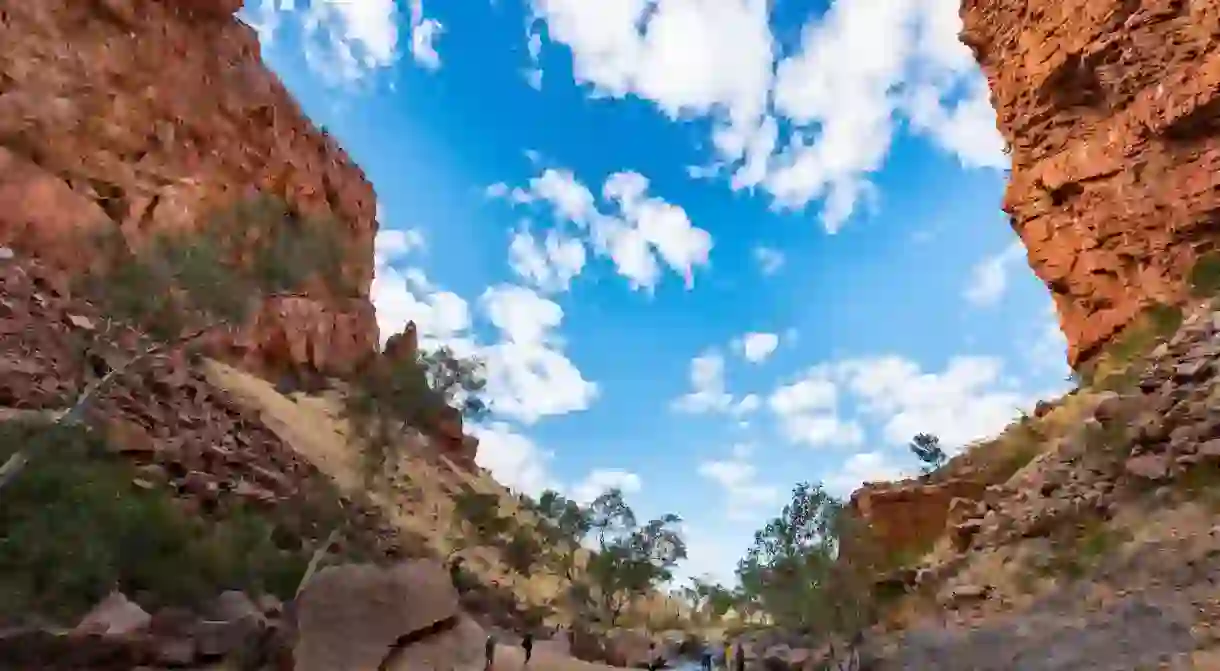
[961, 0, 1220, 367]
[0, 0, 379, 378]
[845, 303, 1220, 669]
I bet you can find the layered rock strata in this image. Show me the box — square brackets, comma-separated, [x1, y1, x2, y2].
[0, 0, 379, 377]
[960, 0, 1220, 366]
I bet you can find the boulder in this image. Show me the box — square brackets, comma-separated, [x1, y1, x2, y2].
[292, 560, 461, 671]
[74, 592, 151, 637]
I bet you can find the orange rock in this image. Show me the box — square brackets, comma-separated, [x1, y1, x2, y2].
[848, 479, 987, 561]
[0, 0, 379, 378]
[962, 0, 1220, 367]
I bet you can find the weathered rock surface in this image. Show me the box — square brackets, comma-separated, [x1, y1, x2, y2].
[960, 0, 1220, 366]
[851, 303, 1220, 667]
[292, 560, 463, 671]
[0, 0, 380, 378]
[0, 257, 403, 556]
[0, 589, 283, 670]
[847, 479, 987, 562]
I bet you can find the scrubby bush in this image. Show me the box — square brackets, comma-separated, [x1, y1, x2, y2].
[0, 420, 309, 624]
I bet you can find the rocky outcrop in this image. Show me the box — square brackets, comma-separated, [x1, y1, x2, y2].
[294, 560, 485, 671]
[848, 479, 987, 562]
[0, 0, 380, 377]
[1, 561, 508, 670]
[960, 0, 1220, 366]
[0, 256, 404, 557]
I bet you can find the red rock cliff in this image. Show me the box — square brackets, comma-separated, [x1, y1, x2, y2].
[961, 0, 1220, 367]
[0, 0, 380, 377]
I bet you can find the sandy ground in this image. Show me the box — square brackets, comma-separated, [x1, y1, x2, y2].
[489, 644, 628, 670]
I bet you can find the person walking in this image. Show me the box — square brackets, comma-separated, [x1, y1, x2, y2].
[700, 644, 713, 671]
[723, 641, 732, 670]
[522, 632, 534, 666]
[734, 642, 745, 671]
[484, 634, 496, 671]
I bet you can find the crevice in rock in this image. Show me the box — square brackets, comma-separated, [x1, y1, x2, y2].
[1162, 94, 1220, 142]
[375, 614, 461, 671]
[87, 179, 128, 224]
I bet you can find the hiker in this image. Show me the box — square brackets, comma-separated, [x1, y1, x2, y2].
[484, 634, 496, 671]
[522, 632, 534, 666]
[734, 642, 745, 671]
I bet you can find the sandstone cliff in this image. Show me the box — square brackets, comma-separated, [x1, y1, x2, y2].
[0, 0, 379, 377]
[961, 0, 1220, 367]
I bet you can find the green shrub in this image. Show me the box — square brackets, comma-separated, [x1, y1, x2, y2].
[1188, 251, 1220, 297]
[0, 421, 309, 624]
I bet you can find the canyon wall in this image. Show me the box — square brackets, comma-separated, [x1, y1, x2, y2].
[0, 0, 380, 377]
[960, 0, 1220, 367]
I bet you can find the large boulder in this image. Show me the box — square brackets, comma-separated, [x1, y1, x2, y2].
[382, 615, 486, 671]
[293, 560, 461, 671]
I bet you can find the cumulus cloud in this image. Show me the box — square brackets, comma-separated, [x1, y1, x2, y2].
[508, 228, 587, 293]
[768, 351, 1043, 453]
[1024, 303, 1071, 376]
[491, 165, 712, 292]
[480, 285, 599, 424]
[824, 451, 906, 497]
[407, 0, 444, 70]
[698, 448, 782, 521]
[569, 468, 644, 505]
[371, 231, 597, 425]
[964, 242, 1027, 307]
[372, 232, 473, 351]
[243, 0, 442, 81]
[734, 332, 780, 363]
[525, 0, 1005, 231]
[753, 246, 785, 275]
[672, 350, 735, 414]
[768, 370, 865, 448]
[473, 422, 558, 495]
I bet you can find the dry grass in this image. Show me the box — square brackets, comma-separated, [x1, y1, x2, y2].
[203, 361, 565, 612]
[202, 360, 686, 630]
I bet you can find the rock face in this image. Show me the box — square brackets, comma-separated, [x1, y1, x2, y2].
[293, 561, 480, 671]
[0, 0, 379, 377]
[847, 479, 987, 561]
[960, 0, 1220, 366]
[0, 257, 404, 556]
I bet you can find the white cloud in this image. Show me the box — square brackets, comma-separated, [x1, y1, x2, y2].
[526, 0, 1004, 232]
[479, 285, 599, 424]
[374, 227, 426, 264]
[735, 332, 779, 363]
[569, 468, 644, 505]
[371, 232, 597, 425]
[768, 369, 865, 448]
[526, 0, 774, 168]
[824, 451, 906, 497]
[508, 228, 587, 293]
[753, 246, 785, 275]
[698, 454, 781, 521]
[1025, 303, 1070, 376]
[768, 353, 1038, 452]
[674, 526, 747, 587]
[673, 350, 734, 414]
[473, 422, 557, 495]
[835, 355, 1031, 450]
[408, 0, 444, 70]
[244, 0, 442, 81]
[492, 164, 712, 292]
[964, 242, 1026, 307]
[731, 394, 761, 417]
[371, 230, 473, 350]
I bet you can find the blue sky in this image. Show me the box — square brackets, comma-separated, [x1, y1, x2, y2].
[242, 0, 1069, 585]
